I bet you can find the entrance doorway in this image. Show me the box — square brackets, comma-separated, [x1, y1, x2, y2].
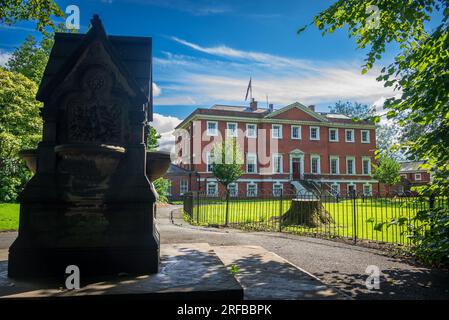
[292, 158, 301, 180]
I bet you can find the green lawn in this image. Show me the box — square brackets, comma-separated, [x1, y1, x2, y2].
[192, 197, 440, 245]
[0, 203, 20, 231]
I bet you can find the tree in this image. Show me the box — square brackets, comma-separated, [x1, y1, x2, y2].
[0, 0, 64, 33]
[373, 156, 401, 194]
[146, 126, 162, 151]
[211, 138, 243, 226]
[6, 34, 53, 84]
[329, 101, 372, 119]
[0, 68, 42, 202]
[299, 0, 449, 265]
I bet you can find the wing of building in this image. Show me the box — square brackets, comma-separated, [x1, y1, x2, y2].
[167, 99, 380, 198]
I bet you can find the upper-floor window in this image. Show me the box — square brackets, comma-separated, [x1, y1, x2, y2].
[310, 155, 321, 174]
[246, 153, 257, 173]
[415, 173, 422, 181]
[345, 129, 355, 143]
[207, 121, 218, 136]
[273, 154, 283, 173]
[226, 122, 238, 137]
[346, 156, 356, 174]
[361, 130, 370, 143]
[310, 126, 320, 140]
[206, 152, 215, 172]
[180, 180, 188, 194]
[329, 128, 339, 142]
[362, 157, 371, 175]
[246, 123, 257, 138]
[272, 124, 282, 139]
[291, 125, 301, 139]
[330, 156, 339, 174]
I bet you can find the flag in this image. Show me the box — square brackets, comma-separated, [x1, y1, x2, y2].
[245, 77, 252, 101]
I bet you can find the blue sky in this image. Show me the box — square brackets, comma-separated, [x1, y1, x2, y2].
[0, 0, 403, 150]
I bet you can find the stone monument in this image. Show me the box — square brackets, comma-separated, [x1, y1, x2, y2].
[8, 15, 162, 278]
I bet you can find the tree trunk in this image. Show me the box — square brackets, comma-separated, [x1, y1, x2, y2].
[282, 199, 333, 228]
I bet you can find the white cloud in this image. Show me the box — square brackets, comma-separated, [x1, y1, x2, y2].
[152, 82, 161, 97]
[153, 37, 399, 109]
[0, 50, 11, 67]
[149, 113, 182, 153]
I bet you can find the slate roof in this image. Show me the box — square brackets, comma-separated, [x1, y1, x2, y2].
[165, 163, 194, 176]
[399, 161, 426, 172]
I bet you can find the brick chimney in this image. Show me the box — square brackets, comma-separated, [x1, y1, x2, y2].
[308, 104, 315, 112]
[250, 98, 257, 111]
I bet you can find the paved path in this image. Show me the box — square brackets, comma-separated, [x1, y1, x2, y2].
[1, 204, 448, 299]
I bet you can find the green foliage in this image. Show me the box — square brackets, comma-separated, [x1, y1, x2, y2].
[305, 0, 449, 265]
[153, 177, 171, 203]
[146, 126, 161, 151]
[229, 264, 240, 276]
[0, 0, 64, 33]
[6, 34, 53, 84]
[329, 100, 372, 120]
[0, 68, 42, 202]
[372, 156, 401, 186]
[211, 138, 243, 190]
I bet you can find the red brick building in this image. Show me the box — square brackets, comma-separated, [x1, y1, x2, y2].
[168, 100, 379, 198]
[391, 161, 432, 194]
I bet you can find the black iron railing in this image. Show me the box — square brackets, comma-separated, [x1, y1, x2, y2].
[183, 189, 448, 246]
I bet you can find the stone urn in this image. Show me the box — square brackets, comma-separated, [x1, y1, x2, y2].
[18, 149, 38, 173]
[146, 151, 171, 181]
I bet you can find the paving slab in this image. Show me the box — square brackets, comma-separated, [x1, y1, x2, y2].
[0, 243, 243, 300]
[213, 245, 348, 300]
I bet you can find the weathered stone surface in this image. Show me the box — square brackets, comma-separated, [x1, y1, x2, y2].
[1, 244, 243, 300]
[8, 15, 160, 278]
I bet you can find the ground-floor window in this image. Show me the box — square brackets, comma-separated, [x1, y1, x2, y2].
[330, 183, 340, 195]
[180, 179, 188, 194]
[347, 183, 355, 195]
[363, 184, 372, 196]
[207, 182, 218, 196]
[228, 183, 238, 197]
[273, 183, 283, 197]
[247, 183, 257, 197]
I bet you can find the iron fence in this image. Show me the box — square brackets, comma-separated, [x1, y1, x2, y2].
[183, 188, 448, 246]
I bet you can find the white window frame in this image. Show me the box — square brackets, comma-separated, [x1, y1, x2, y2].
[206, 152, 214, 173]
[206, 121, 218, 136]
[180, 179, 188, 194]
[273, 183, 283, 197]
[329, 128, 339, 142]
[329, 156, 340, 175]
[346, 156, 356, 175]
[345, 129, 355, 143]
[291, 125, 301, 140]
[361, 130, 370, 143]
[415, 173, 422, 181]
[272, 153, 283, 173]
[206, 182, 218, 197]
[362, 157, 371, 175]
[309, 126, 320, 141]
[226, 122, 238, 137]
[246, 153, 257, 173]
[247, 182, 257, 197]
[272, 124, 283, 139]
[347, 183, 356, 194]
[228, 183, 238, 197]
[331, 183, 340, 195]
[363, 184, 372, 196]
[246, 123, 257, 138]
[310, 154, 321, 174]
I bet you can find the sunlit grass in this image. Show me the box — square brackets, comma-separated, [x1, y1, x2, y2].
[0, 203, 20, 231]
